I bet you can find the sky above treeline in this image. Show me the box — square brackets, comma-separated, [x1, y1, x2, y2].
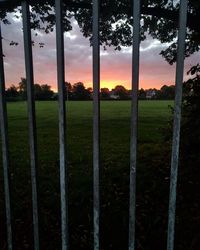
[1, 12, 199, 91]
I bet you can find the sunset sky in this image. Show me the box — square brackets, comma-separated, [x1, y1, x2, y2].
[1, 12, 199, 91]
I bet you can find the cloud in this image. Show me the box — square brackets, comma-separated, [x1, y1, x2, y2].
[1, 12, 200, 90]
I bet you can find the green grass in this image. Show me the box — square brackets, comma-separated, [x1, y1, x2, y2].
[0, 100, 173, 250]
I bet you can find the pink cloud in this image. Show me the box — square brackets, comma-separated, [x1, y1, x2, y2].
[2, 14, 199, 91]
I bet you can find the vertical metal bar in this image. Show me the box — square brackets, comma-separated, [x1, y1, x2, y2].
[0, 23, 13, 250]
[129, 0, 140, 249]
[92, 0, 100, 249]
[21, 1, 40, 250]
[55, 0, 69, 249]
[167, 1, 188, 250]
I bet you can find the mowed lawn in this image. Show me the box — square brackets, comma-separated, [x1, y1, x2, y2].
[0, 100, 173, 250]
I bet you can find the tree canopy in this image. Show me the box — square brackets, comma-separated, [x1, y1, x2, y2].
[181, 63, 200, 157]
[6, 77, 55, 100]
[0, 0, 199, 65]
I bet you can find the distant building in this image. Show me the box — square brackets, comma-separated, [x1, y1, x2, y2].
[110, 90, 120, 100]
[146, 89, 156, 99]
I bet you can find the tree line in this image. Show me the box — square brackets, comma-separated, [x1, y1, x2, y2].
[5, 77, 176, 101]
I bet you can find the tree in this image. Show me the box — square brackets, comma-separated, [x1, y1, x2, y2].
[162, 64, 200, 250]
[156, 85, 175, 99]
[138, 88, 146, 100]
[100, 88, 110, 100]
[6, 84, 19, 101]
[87, 87, 93, 93]
[18, 77, 27, 100]
[113, 85, 129, 99]
[34, 83, 42, 99]
[64, 82, 72, 100]
[6, 84, 18, 97]
[40, 84, 54, 100]
[34, 83, 54, 100]
[72, 82, 91, 100]
[0, 0, 199, 64]
[17, 79, 54, 100]
[181, 63, 200, 159]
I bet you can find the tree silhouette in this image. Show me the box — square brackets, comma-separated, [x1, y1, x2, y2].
[6, 84, 19, 100]
[156, 85, 175, 99]
[72, 82, 91, 100]
[18, 77, 27, 99]
[64, 82, 72, 100]
[181, 63, 200, 158]
[100, 87, 110, 99]
[138, 88, 146, 100]
[34, 83, 54, 100]
[113, 85, 129, 99]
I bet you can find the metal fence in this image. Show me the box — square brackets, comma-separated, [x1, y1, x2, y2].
[0, 0, 188, 250]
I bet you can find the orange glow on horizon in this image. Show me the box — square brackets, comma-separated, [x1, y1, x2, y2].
[46, 79, 168, 92]
[5, 78, 173, 91]
[85, 80, 131, 91]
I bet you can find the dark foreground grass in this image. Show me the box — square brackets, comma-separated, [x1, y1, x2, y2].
[1, 100, 190, 250]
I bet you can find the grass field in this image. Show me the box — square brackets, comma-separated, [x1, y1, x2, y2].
[1, 100, 175, 249]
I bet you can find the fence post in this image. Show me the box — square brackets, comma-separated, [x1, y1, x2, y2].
[0, 22, 13, 250]
[21, 1, 40, 249]
[129, 0, 141, 249]
[55, 0, 69, 249]
[92, 0, 100, 249]
[167, 0, 188, 250]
